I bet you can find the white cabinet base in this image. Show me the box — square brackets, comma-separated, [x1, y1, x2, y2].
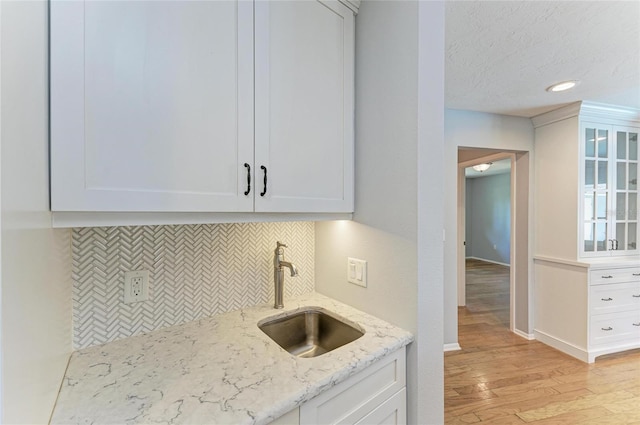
[300, 348, 406, 425]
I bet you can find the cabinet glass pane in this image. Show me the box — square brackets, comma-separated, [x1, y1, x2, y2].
[584, 223, 595, 252]
[630, 133, 638, 160]
[584, 192, 595, 220]
[598, 130, 608, 158]
[630, 193, 638, 220]
[596, 193, 607, 219]
[629, 223, 637, 251]
[616, 223, 626, 250]
[598, 161, 608, 189]
[630, 163, 637, 190]
[617, 131, 627, 159]
[585, 128, 596, 157]
[596, 222, 608, 251]
[617, 162, 627, 190]
[585, 160, 595, 189]
[616, 193, 626, 220]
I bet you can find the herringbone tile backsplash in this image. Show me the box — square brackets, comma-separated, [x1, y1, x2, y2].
[72, 222, 314, 349]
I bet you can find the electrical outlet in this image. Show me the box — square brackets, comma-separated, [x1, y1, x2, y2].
[124, 270, 150, 304]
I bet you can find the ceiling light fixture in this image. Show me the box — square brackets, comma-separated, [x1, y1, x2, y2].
[546, 80, 579, 93]
[472, 163, 492, 172]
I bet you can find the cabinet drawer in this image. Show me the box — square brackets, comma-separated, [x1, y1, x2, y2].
[300, 348, 406, 425]
[354, 388, 406, 425]
[590, 311, 640, 346]
[590, 267, 640, 285]
[590, 282, 640, 314]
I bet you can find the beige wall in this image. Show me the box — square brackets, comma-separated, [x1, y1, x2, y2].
[1, 1, 73, 422]
[316, 1, 445, 423]
[533, 117, 580, 259]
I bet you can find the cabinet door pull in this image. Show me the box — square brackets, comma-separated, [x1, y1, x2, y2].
[601, 327, 613, 331]
[243, 163, 251, 196]
[614, 239, 619, 250]
[633, 295, 640, 298]
[602, 275, 613, 279]
[260, 166, 268, 197]
[633, 323, 640, 327]
[632, 273, 640, 276]
[601, 297, 613, 301]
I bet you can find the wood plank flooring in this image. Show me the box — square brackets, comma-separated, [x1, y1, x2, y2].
[445, 259, 640, 424]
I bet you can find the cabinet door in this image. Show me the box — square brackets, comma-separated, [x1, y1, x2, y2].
[51, 0, 254, 212]
[613, 126, 639, 253]
[582, 123, 613, 255]
[254, 0, 354, 213]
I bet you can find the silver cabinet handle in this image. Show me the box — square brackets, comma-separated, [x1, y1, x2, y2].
[633, 273, 640, 276]
[633, 323, 640, 327]
[601, 297, 613, 301]
[601, 327, 613, 331]
[633, 295, 640, 298]
[602, 275, 613, 279]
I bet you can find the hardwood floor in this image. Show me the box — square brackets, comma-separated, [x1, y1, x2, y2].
[445, 259, 640, 424]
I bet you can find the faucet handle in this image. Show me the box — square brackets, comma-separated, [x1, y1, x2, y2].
[276, 241, 287, 249]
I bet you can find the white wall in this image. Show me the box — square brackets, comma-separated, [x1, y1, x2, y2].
[444, 109, 534, 344]
[1, 2, 73, 422]
[315, 1, 444, 423]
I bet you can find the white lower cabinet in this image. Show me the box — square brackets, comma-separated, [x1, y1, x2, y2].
[270, 347, 407, 425]
[588, 266, 640, 361]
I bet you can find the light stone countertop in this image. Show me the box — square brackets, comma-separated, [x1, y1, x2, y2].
[51, 292, 413, 425]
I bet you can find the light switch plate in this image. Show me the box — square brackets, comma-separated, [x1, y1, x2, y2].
[347, 257, 367, 288]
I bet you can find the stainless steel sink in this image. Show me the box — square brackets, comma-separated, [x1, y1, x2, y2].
[258, 308, 364, 358]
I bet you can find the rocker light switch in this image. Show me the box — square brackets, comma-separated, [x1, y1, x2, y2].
[347, 257, 367, 288]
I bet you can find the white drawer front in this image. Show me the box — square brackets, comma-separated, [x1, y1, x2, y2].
[590, 267, 640, 285]
[300, 348, 406, 425]
[590, 311, 640, 346]
[590, 282, 640, 314]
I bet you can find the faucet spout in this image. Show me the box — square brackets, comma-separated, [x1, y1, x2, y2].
[279, 261, 298, 277]
[273, 242, 298, 309]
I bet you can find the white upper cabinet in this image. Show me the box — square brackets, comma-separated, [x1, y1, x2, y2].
[50, 0, 354, 216]
[255, 0, 354, 213]
[581, 123, 639, 256]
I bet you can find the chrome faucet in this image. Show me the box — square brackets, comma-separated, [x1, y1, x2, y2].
[273, 241, 298, 309]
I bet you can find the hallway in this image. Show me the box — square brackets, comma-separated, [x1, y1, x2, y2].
[445, 259, 640, 424]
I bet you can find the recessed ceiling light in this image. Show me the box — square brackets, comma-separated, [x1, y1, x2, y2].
[546, 80, 579, 92]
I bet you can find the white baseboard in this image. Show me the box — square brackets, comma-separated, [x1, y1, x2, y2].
[466, 256, 510, 267]
[534, 329, 589, 362]
[513, 329, 535, 340]
[443, 343, 462, 352]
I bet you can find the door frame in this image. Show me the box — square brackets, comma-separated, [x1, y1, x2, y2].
[458, 152, 517, 332]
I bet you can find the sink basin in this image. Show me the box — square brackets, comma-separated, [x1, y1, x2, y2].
[258, 308, 364, 358]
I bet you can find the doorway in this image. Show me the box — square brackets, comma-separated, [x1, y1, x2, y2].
[464, 158, 512, 327]
[456, 148, 532, 340]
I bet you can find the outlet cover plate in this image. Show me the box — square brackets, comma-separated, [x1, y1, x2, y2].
[347, 257, 367, 288]
[124, 270, 150, 304]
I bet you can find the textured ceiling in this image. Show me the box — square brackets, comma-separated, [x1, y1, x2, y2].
[446, 1, 640, 117]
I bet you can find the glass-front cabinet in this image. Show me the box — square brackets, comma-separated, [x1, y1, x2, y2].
[582, 123, 639, 256]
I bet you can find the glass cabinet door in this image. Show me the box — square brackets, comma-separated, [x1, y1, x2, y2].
[583, 126, 611, 254]
[581, 123, 639, 258]
[613, 127, 639, 253]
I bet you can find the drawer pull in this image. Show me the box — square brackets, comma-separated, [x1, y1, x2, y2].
[601, 327, 613, 331]
[602, 275, 613, 279]
[633, 273, 640, 276]
[633, 295, 640, 298]
[634, 323, 640, 327]
[601, 297, 613, 301]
